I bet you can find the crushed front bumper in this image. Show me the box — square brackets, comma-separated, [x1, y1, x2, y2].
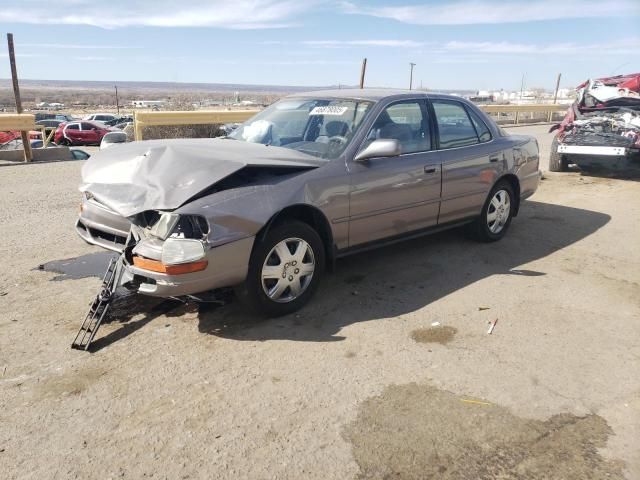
[124, 236, 255, 297]
[557, 145, 628, 156]
[76, 197, 130, 252]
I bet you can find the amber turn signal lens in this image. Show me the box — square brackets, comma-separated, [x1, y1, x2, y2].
[133, 256, 208, 275]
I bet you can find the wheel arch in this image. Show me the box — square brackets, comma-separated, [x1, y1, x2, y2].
[257, 204, 336, 270]
[494, 173, 521, 216]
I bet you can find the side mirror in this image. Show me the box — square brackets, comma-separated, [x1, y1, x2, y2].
[354, 138, 401, 162]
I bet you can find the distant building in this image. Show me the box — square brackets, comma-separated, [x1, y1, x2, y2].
[131, 100, 167, 109]
[36, 102, 65, 110]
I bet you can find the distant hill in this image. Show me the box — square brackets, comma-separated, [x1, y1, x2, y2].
[0, 78, 342, 94]
[0, 78, 475, 96]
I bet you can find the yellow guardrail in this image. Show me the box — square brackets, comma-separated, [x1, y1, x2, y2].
[133, 110, 259, 141]
[131, 104, 570, 141]
[0, 113, 36, 131]
[479, 104, 567, 114]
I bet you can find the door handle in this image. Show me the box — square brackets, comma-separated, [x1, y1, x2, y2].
[424, 166, 437, 174]
[489, 155, 500, 163]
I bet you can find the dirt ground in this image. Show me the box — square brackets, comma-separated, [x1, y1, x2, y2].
[1, 125, 639, 479]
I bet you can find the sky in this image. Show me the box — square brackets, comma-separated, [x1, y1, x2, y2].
[0, 0, 638, 91]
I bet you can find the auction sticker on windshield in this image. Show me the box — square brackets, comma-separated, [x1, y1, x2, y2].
[309, 106, 349, 116]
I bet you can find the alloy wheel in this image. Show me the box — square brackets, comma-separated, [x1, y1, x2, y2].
[261, 237, 315, 303]
[487, 189, 511, 234]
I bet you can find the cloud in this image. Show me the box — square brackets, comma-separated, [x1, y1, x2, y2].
[341, 0, 639, 25]
[440, 39, 640, 55]
[303, 39, 426, 48]
[73, 56, 115, 61]
[18, 43, 142, 49]
[0, 0, 314, 29]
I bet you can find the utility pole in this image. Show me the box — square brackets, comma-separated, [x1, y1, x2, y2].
[114, 85, 120, 115]
[409, 62, 416, 90]
[552, 73, 562, 104]
[7, 33, 32, 162]
[359, 58, 367, 89]
[549, 72, 562, 122]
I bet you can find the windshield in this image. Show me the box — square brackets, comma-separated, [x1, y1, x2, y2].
[229, 98, 374, 160]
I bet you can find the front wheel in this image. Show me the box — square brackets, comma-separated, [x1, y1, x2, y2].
[237, 221, 325, 316]
[549, 135, 568, 172]
[469, 181, 515, 242]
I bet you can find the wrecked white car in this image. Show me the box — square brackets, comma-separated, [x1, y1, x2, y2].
[550, 73, 640, 171]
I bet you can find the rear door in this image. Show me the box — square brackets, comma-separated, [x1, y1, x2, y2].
[64, 123, 81, 143]
[348, 99, 442, 246]
[430, 99, 502, 224]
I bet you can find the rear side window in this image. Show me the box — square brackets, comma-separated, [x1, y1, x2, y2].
[366, 101, 431, 154]
[467, 108, 492, 142]
[432, 100, 479, 149]
[66, 123, 79, 130]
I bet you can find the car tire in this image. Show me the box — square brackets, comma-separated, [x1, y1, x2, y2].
[237, 220, 325, 317]
[469, 180, 515, 242]
[549, 135, 568, 172]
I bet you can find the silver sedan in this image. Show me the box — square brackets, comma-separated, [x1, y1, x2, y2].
[78, 89, 540, 316]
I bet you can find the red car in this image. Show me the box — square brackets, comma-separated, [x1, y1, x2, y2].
[54, 121, 111, 146]
[0, 130, 42, 145]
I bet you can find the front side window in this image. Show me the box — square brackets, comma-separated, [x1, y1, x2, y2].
[364, 101, 431, 154]
[229, 98, 373, 160]
[432, 100, 479, 149]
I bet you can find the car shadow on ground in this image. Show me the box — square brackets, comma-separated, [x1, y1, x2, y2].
[88, 294, 189, 352]
[195, 200, 610, 342]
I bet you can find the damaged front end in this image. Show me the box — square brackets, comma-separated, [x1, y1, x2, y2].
[551, 73, 640, 170]
[118, 210, 254, 298]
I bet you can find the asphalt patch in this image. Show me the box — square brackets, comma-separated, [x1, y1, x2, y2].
[344, 383, 624, 479]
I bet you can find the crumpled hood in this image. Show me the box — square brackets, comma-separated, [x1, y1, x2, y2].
[80, 138, 321, 217]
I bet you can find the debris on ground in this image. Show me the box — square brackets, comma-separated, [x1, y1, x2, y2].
[487, 319, 498, 334]
[431, 321, 441, 327]
[478, 306, 490, 311]
[460, 398, 493, 406]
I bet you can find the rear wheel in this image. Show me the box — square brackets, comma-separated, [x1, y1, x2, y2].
[237, 221, 325, 316]
[469, 180, 515, 242]
[549, 135, 568, 172]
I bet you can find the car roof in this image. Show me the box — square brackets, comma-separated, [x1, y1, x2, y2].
[286, 88, 470, 104]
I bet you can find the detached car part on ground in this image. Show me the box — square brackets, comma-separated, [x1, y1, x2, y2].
[550, 72, 640, 172]
[77, 90, 540, 316]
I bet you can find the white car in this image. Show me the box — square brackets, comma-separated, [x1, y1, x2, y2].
[83, 113, 119, 123]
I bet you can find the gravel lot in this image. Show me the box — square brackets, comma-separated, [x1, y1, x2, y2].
[1, 125, 639, 479]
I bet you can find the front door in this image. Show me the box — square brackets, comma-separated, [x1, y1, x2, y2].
[80, 123, 100, 145]
[348, 100, 442, 246]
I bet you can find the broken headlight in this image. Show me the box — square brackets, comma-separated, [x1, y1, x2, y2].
[161, 238, 206, 265]
[149, 213, 180, 239]
[147, 213, 209, 240]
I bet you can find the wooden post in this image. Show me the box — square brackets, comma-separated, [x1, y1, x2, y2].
[549, 72, 562, 122]
[359, 58, 367, 89]
[409, 63, 416, 90]
[7, 33, 32, 162]
[133, 110, 142, 141]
